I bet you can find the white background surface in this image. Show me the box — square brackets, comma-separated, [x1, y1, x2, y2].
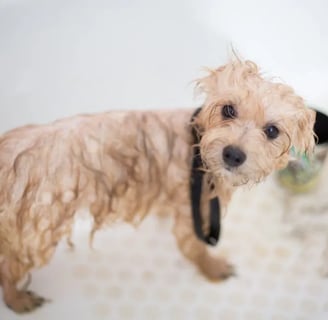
[1, 1, 328, 319]
[1, 0, 328, 133]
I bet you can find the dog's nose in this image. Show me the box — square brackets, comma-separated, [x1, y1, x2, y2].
[222, 145, 246, 167]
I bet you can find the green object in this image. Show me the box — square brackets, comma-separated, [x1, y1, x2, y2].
[277, 147, 322, 193]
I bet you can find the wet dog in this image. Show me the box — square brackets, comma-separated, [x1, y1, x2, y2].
[0, 59, 315, 313]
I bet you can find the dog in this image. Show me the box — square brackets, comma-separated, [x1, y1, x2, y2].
[0, 59, 315, 313]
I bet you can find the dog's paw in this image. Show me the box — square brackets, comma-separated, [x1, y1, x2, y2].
[198, 255, 235, 281]
[6, 290, 48, 314]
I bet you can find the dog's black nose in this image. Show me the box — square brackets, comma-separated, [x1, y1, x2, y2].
[222, 145, 246, 167]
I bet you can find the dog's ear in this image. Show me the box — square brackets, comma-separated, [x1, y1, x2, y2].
[291, 108, 316, 156]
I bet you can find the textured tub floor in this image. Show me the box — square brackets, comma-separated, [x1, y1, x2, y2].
[1, 173, 328, 320]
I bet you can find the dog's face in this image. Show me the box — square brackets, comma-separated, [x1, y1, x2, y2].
[196, 60, 316, 186]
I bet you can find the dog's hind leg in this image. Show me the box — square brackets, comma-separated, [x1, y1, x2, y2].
[0, 258, 47, 313]
[173, 212, 234, 281]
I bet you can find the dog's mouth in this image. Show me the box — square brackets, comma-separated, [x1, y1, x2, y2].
[219, 165, 253, 186]
[224, 166, 233, 172]
[220, 165, 240, 179]
[222, 163, 241, 174]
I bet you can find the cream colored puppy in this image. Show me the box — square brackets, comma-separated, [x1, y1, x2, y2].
[0, 60, 315, 313]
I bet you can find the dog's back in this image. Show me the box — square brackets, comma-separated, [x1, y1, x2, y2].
[0, 110, 192, 268]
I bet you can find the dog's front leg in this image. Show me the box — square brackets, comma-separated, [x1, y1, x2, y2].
[0, 258, 47, 313]
[173, 210, 234, 281]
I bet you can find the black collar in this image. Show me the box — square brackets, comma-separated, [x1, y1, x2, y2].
[190, 107, 221, 246]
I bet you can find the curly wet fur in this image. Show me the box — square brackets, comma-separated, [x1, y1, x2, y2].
[0, 59, 315, 313]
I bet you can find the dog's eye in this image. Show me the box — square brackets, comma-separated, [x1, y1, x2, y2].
[264, 125, 279, 139]
[222, 105, 237, 119]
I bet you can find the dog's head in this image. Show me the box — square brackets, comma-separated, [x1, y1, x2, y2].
[195, 60, 316, 186]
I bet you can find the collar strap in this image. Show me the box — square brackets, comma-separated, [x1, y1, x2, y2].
[190, 107, 221, 246]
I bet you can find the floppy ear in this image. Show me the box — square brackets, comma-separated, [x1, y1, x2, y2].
[291, 108, 316, 156]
